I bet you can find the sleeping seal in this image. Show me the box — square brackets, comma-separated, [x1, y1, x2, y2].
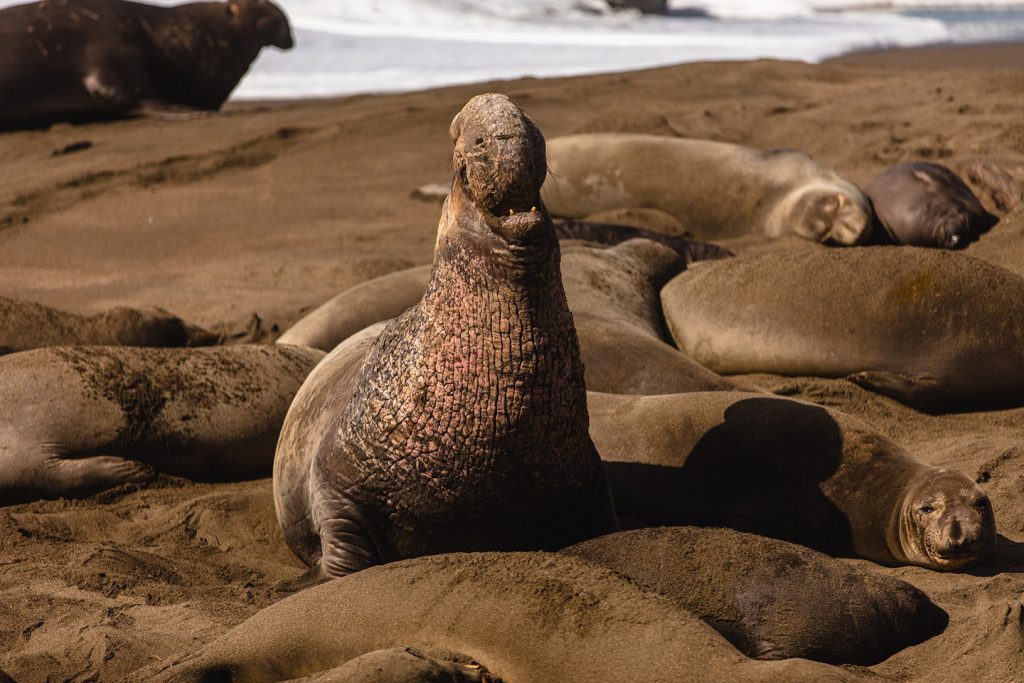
[661, 248, 1024, 412]
[0, 345, 323, 504]
[866, 161, 996, 248]
[0, 0, 293, 129]
[541, 133, 873, 244]
[272, 94, 618, 587]
[587, 391, 996, 571]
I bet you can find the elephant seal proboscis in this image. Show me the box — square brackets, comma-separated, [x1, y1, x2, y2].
[660, 248, 1024, 412]
[272, 93, 619, 587]
[129, 553, 863, 683]
[0, 344, 323, 504]
[587, 391, 996, 571]
[563, 526, 948, 664]
[541, 133, 873, 244]
[560, 238, 735, 395]
[0, 295, 216, 354]
[0, 0, 293, 129]
[866, 161, 996, 248]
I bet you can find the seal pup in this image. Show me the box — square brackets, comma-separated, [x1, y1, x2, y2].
[588, 391, 996, 571]
[563, 526, 948, 664]
[866, 161, 996, 248]
[660, 248, 1024, 411]
[561, 238, 736, 395]
[131, 553, 861, 683]
[0, 344, 323, 504]
[541, 133, 874, 244]
[0, 0, 293, 129]
[273, 94, 619, 587]
[0, 295, 216, 354]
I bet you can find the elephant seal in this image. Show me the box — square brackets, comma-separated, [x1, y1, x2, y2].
[0, 0, 293, 129]
[542, 133, 873, 244]
[563, 526, 947, 664]
[555, 218, 735, 263]
[131, 552, 860, 683]
[587, 391, 995, 570]
[0, 344, 323, 505]
[283, 648, 487, 683]
[275, 266, 431, 352]
[660, 248, 1024, 411]
[561, 239, 736, 395]
[273, 94, 618, 587]
[866, 162, 996, 248]
[0, 296, 216, 354]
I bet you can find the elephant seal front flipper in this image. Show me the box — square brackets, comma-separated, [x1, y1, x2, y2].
[847, 370, 942, 406]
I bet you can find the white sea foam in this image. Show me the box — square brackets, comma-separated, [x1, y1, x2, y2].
[2, 0, 1023, 98]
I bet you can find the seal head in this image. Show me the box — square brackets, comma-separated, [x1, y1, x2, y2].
[230, 0, 294, 50]
[896, 469, 995, 570]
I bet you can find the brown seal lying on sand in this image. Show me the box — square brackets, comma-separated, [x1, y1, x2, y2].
[588, 391, 996, 571]
[660, 248, 1024, 412]
[130, 552, 863, 682]
[272, 93, 619, 588]
[866, 161, 996, 248]
[0, 0, 293, 129]
[0, 344, 322, 505]
[542, 133, 874, 244]
[0, 295, 216, 354]
[563, 526, 948, 664]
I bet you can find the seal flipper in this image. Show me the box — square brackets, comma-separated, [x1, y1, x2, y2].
[278, 507, 383, 591]
[847, 371, 941, 410]
[44, 454, 154, 499]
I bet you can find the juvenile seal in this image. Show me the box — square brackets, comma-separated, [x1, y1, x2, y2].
[866, 161, 996, 248]
[542, 133, 873, 244]
[563, 526, 947, 664]
[561, 238, 735, 394]
[0, 295, 216, 354]
[660, 248, 1024, 411]
[0, 344, 323, 504]
[0, 0, 293, 129]
[132, 552, 860, 682]
[273, 94, 618, 587]
[587, 391, 996, 570]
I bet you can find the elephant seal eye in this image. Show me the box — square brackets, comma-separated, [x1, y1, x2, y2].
[918, 504, 935, 514]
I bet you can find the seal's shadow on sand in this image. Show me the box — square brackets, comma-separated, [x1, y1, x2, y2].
[604, 397, 855, 555]
[966, 534, 1024, 577]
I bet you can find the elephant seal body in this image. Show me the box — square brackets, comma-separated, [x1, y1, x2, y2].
[273, 94, 618, 586]
[563, 526, 947, 664]
[131, 552, 861, 683]
[587, 391, 996, 570]
[0, 344, 323, 504]
[0, 0, 293, 129]
[555, 218, 735, 263]
[0, 296, 215, 354]
[561, 239, 735, 395]
[866, 162, 996, 248]
[661, 248, 1024, 411]
[542, 133, 873, 244]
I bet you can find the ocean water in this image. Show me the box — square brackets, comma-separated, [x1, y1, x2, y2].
[3, 0, 1024, 98]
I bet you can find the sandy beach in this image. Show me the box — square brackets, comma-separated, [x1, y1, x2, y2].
[3, 42, 1024, 680]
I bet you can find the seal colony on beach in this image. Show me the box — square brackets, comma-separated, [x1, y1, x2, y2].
[273, 93, 619, 587]
[0, 0, 293, 129]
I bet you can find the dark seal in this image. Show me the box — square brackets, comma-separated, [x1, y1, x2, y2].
[273, 93, 619, 588]
[0, 0, 293, 130]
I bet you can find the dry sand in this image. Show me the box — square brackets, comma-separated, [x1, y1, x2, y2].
[2, 43, 1024, 681]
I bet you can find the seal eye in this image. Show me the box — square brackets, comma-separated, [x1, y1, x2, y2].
[974, 497, 990, 511]
[918, 504, 935, 514]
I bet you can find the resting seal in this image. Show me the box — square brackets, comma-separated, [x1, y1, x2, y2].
[866, 162, 996, 248]
[563, 526, 947, 664]
[131, 552, 860, 682]
[588, 391, 996, 570]
[660, 248, 1024, 411]
[542, 133, 873, 244]
[0, 344, 322, 504]
[0, 295, 215, 354]
[0, 0, 293, 129]
[273, 94, 618, 586]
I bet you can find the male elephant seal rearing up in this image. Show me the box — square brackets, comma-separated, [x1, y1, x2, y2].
[0, 0, 293, 129]
[541, 133, 874, 244]
[273, 94, 619, 587]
